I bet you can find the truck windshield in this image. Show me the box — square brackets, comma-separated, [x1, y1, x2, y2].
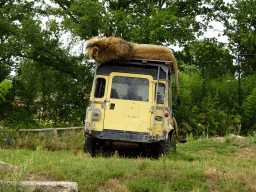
[110, 76, 149, 102]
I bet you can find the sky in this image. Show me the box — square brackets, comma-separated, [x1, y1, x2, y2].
[201, 19, 229, 44]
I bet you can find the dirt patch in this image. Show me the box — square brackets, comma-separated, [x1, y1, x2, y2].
[0, 160, 58, 182]
[0, 161, 18, 180]
[22, 172, 58, 182]
[230, 153, 245, 158]
[243, 146, 256, 154]
[205, 168, 218, 181]
[122, 173, 139, 180]
[205, 168, 256, 191]
[0, 161, 17, 172]
[213, 137, 225, 143]
[230, 146, 256, 159]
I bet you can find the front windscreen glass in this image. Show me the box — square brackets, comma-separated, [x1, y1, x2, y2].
[110, 76, 149, 102]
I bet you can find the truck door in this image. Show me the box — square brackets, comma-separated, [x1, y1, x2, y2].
[104, 72, 153, 133]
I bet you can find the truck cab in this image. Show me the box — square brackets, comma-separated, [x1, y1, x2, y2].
[84, 58, 177, 157]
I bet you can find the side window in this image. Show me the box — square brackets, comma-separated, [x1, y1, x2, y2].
[155, 83, 165, 104]
[94, 78, 106, 98]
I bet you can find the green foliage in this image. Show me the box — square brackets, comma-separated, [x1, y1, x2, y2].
[225, 0, 256, 54]
[177, 94, 240, 138]
[242, 87, 256, 134]
[208, 76, 240, 110]
[13, 59, 91, 126]
[52, 0, 211, 45]
[174, 64, 241, 137]
[0, 79, 14, 123]
[178, 38, 235, 77]
[198, 94, 239, 136]
[186, 133, 194, 142]
[1, 0, 94, 127]
[241, 74, 256, 100]
[0, 79, 12, 102]
[0, 0, 254, 136]
[55, 0, 105, 37]
[0, 0, 36, 82]
[214, 0, 256, 73]
[4, 106, 37, 129]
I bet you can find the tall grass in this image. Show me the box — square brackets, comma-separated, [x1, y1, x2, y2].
[0, 129, 85, 151]
[0, 134, 255, 192]
[0, 154, 34, 192]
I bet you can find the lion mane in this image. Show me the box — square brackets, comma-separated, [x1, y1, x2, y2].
[86, 36, 134, 62]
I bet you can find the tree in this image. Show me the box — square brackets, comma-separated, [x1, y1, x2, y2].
[0, 79, 12, 102]
[14, 58, 93, 125]
[49, 0, 215, 45]
[0, 79, 12, 120]
[1, 0, 94, 126]
[173, 65, 240, 137]
[2, 0, 246, 133]
[212, 0, 256, 73]
[178, 38, 234, 77]
[0, 0, 36, 81]
[210, 0, 256, 134]
[0, 0, 93, 83]
[242, 87, 256, 134]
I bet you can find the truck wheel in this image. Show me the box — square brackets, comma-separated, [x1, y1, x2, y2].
[141, 143, 158, 158]
[159, 133, 171, 156]
[159, 130, 176, 156]
[84, 136, 96, 157]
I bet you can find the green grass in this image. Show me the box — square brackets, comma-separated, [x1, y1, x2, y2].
[0, 129, 85, 151]
[0, 135, 255, 192]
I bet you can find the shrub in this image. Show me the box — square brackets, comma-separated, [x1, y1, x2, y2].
[176, 94, 241, 138]
[242, 87, 256, 134]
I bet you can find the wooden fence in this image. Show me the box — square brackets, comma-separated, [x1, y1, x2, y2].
[0, 127, 84, 138]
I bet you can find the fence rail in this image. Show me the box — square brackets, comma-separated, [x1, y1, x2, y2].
[0, 127, 84, 138]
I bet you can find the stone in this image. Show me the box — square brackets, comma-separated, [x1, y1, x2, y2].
[0, 180, 79, 192]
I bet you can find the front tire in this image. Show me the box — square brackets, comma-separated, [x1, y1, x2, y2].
[159, 134, 171, 156]
[160, 130, 176, 156]
[84, 136, 96, 157]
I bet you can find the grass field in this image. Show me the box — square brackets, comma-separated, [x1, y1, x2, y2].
[0, 135, 255, 192]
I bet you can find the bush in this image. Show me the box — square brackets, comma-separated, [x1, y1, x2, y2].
[176, 94, 241, 138]
[241, 87, 256, 134]
[3, 106, 38, 129]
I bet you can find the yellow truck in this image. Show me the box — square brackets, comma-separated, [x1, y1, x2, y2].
[84, 36, 186, 157]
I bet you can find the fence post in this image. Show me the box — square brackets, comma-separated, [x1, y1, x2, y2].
[54, 129, 58, 138]
[16, 130, 20, 138]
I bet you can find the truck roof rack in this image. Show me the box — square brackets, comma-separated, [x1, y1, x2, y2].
[131, 58, 174, 65]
